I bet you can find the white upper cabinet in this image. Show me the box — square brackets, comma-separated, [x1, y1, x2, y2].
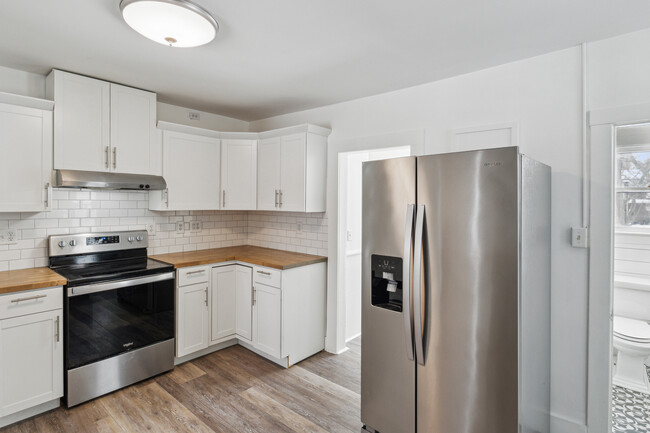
[109, 83, 159, 175]
[48, 70, 109, 172]
[257, 130, 327, 212]
[257, 137, 282, 211]
[149, 128, 220, 211]
[47, 70, 160, 175]
[0, 95, 53, 213]
[221, 139, 257, 210]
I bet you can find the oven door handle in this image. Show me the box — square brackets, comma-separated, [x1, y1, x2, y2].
[68, 272, 175, 297]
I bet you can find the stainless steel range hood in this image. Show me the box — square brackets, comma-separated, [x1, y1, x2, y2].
[54, 170, 167, 190]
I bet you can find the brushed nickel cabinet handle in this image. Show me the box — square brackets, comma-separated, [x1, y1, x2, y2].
[10, 294, 47, 303]
[185, 270, 205, 275]
[204, 288, 208, 306]
[256, 270, 271, 276]
[275, 190, 278, 208]
[279, 190, 283, 207]
[112, 147, 117, 169]
[252, 286, 256, 306]
[105, 146, 109, 168]
[55, 315, 60, 342]
[222, 190, 226, 208]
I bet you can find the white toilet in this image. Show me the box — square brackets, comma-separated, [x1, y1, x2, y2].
[613, 277, 650, 394]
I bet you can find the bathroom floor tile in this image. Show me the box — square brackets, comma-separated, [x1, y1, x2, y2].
[612, 367, 650, 433]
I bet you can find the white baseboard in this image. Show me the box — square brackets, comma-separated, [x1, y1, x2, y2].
[346, 332, 361, 343]
[0, 398, 60, 428]
[174, 339, 238, 365]
[550, 413, 588, 433]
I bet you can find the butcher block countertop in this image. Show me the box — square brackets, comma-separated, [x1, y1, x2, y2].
[0, 267, 67, 295]
[151, 245, 327, 270]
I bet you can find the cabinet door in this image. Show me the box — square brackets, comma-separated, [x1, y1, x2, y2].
[221, 139, 257, 210]
[0, 103, 52, 212]
[110, 84, 160, 175]
[253, 283, 282, 358]
[0, 309, 63, 417]
[176, 283, 209, 357]
[280, 133, 306, 211]
[257, 137, 282, 210]
[211, 266, 237, 341]
[52, 70, 110, 172]
[235, 265, 253, 341]
[159, 131, 220, 210]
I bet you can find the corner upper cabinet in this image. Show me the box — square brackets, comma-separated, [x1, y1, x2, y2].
[46, 70, 160, 175]
[0, 94, 53, 212]
[149, 124, 220, 211]
[257, 126, 329, 212]
[221, 138, 257, 210]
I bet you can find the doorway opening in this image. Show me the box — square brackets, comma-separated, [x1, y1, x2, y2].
[337, 146, 411, 347]
[610, 123, 650, 432]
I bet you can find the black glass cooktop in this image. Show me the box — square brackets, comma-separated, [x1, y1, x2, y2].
[50, 249, 174, 287]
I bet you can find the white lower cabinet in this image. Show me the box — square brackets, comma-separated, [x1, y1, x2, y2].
[0, 286, 63, 424]
[234, 266, 253, 341]
[252, 282, 282, 359]
[176, 281, 209, 358]
[211, 265, 252, 343]
[175, 260, 326, 367]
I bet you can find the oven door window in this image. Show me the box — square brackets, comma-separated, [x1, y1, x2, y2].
[66, 278, 174, 369]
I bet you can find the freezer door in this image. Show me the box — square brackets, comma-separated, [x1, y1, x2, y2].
[361, 156, 416, 433]
[415, 148, 520, 433]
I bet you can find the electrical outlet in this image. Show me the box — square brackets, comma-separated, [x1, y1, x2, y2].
[176, 221, 185, 234]
[147, 223, 156, 236]
[0, 229, 17, 245]
[190, 221, 202, 232]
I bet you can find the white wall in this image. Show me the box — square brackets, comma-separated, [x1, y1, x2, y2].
[588, 28, 650, 112]
[0, 65, 249, 131]
[251, 47, 586, 431]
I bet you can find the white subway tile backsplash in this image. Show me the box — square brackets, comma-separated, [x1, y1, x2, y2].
[0, 189, 327, 272]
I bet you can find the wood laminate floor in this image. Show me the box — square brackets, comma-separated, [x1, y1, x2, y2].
[1, 338, 361, 433]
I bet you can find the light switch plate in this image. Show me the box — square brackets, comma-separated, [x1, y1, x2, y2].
[572, 227, 589, 248]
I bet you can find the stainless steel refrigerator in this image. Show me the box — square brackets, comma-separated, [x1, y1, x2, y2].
[361, 147, 551, 433]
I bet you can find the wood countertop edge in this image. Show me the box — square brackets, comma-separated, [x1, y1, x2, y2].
[0, 268, 67, 295]
[151, 249, 328, 271]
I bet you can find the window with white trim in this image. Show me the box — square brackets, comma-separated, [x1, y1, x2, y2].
[616, 124, 650, 228]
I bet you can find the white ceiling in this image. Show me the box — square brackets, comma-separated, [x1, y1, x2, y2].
[1, 0, 650, 121]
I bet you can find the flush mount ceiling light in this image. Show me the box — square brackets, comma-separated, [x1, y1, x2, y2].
[120, 0, 219, 48]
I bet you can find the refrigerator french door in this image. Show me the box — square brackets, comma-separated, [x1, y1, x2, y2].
[361, 147, 551, 433]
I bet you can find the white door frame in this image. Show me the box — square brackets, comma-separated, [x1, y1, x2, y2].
[326, 130, 425, 354]
[587, 101, 650, 433]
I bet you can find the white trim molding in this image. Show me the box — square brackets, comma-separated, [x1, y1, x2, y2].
[585, 103, 650, 433]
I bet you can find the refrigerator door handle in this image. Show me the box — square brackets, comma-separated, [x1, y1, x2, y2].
[403, 204, 415, 361]
[413, 204, 425, 366]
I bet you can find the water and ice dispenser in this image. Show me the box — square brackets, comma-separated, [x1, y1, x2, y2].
[371, 254, 403, 312]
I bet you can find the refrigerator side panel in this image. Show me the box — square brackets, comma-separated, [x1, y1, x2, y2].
[361, 157, 416, 433]
[519, 155, 551, 433]
[416, 147, 520, 433]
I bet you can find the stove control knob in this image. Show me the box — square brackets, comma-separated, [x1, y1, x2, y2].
[69, 240, 77, 247]
[128, 236, 135, 243]
[58, 241, 67, 248]
[136, 236, 143, 242]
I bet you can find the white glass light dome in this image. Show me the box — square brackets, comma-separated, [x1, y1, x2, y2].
[120, 0, 219, 48]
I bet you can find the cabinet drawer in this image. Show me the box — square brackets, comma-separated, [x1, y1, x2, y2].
[253, 267, 281, 288]
[178, 266, 210, 286]
[0, 286, 63, 320]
